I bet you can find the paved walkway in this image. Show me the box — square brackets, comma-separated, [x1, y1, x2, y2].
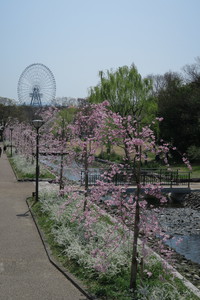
[0, 147, 87, 300]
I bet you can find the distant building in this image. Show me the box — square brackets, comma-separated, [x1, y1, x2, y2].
[51, 97, 88, 107]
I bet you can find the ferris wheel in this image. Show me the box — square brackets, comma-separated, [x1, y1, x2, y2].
[18, 63, 56, 106]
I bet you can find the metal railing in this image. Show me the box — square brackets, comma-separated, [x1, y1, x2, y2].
[81, 168, 191, 188]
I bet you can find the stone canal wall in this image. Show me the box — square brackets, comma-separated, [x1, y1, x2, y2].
[182, 191, 200, 210]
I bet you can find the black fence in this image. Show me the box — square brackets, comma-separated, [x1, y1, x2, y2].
[81, 168, 191, 188]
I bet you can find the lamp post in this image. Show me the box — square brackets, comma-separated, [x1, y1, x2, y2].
[32, 119, 44, 202]
[10, 127, 14, 156]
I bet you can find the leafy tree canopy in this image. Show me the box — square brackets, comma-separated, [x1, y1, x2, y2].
[88, 64, 156, 123]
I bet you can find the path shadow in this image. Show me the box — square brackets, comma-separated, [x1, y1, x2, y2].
[16, 210, 30, 217]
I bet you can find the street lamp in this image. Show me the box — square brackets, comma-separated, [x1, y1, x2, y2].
[10, 127, 14, 156]
[32, 119, 44, 202]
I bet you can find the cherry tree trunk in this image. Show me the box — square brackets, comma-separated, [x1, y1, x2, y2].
[130, 184, 140, 291]
[83, 143, 88, 211]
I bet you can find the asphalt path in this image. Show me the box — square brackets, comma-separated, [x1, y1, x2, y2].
[0, 146, 87, 300]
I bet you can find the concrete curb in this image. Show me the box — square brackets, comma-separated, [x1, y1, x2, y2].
[26, 199, 96, 300]
[140, 240, 200, 299]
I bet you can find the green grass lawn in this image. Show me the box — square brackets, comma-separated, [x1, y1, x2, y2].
[170, 163, 200, 178]
[96, 146, 200, 179]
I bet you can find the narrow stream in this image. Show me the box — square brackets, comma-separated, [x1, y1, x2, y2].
[165, 234, 200, 264]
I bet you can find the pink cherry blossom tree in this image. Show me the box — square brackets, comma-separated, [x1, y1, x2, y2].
[94, 113, 170, 291]
[71, 101, 110, 210]
[68, 101, 191, 293]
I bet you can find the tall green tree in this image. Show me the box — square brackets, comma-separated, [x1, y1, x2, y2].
[88, 64, 155, 122]
[156, 71, 200, 157]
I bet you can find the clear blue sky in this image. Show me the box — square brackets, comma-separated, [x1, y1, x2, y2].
[0, 0, 200, 101]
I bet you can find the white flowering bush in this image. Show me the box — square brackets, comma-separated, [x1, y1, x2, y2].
[11, 154, 53, 178]
[137, 282, 192, 300]
[39, 189, 132, 278]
